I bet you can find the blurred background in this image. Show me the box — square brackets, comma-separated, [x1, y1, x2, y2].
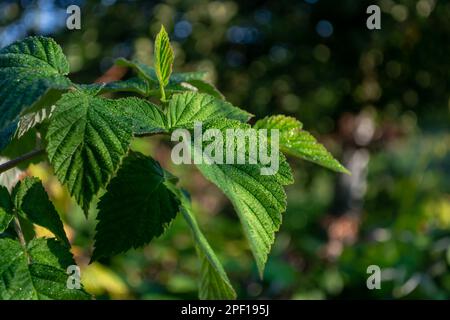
[1, 0, 449, 299]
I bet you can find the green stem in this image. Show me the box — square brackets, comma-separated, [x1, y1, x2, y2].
[160, 85, 167, 104]
[13, 215, 30, 263]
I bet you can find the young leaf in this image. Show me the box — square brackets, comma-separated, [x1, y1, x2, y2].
[167, 92, 252, 130]
[92, 152, 180, 260]
[184, 79, 224, 100]
[254, 115, 349, 174]
[167, 185, 236, 300]
[12, 177, 69, 246]
[170, 71, 207, 83]
[46, 89, 133, 212]
[0, 36, 71, 136]
[154, 25, 174, 99]
[0, 238, 90, 299]
[115, 58, 159, 83]
[116, 58, 222, 98]
[81, 78, 150, 96]
[0, 185, 13, 232]
[114, 97, 167, 135]
[191, 119, 294, 276]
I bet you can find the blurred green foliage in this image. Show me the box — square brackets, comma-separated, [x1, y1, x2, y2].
[1, 0, 449, 299]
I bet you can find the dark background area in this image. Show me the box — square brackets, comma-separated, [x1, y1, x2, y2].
[1, 0, 449, 299]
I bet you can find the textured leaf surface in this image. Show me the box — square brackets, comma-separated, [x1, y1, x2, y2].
[92, 152, 179, 260]
[0, 238, 90, 299]
[114, 97, 167, 135]
[154, 25, 174, 89]
[12, 177, 69, 245]
[255, 115, 349, 173]
[167, 92, 252, 130]
[193, 119, 293, 276]
[46, 89, 133, 212]
[0, 36, 71, 135]
[167, 185, 236, 300]
[0, 185, 13, 232]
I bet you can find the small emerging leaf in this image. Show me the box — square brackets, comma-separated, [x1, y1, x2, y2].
[154, 25, 174, 90]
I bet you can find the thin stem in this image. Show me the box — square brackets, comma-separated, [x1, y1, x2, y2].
[134, 132, 166, 138]
[13, 216, 30, 263]
[160, 85, 167, 103]
[0, 148, 45, 174]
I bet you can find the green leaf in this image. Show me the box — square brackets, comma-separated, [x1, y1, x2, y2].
[0, 36, 71, 136]
[114, 97, 167, 135]
[184, 79, 224, 100]
[0, 238, 90, 299]
[0, 185, 13, 232]
[92, 152, 180, 260]
[167, 92, 252, 130]
[254, 115, 349, 174]
[191, 119, 293, 276]
[81, 78, 150, 96]
[103, 78, 149, 95]
[154, 25, 174, 90]
[12, 177, 69, 246]
[46, 89, 133, 212]
[167, 185, 236, 300]
[115, 58, 159, 84]
[115, 58, 222, 98]
[170, 71, 206, 83]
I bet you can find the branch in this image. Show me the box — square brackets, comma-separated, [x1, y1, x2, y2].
[0, 148, 45, 174]
[134, 132, 166, 138]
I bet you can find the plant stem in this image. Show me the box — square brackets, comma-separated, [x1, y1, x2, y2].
[160, 85, 167, 103]
[13, 215, 30, 263]
[0, 148, 45, 174]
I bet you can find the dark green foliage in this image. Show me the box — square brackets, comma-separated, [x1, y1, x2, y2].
[0, 30, 346, 300]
